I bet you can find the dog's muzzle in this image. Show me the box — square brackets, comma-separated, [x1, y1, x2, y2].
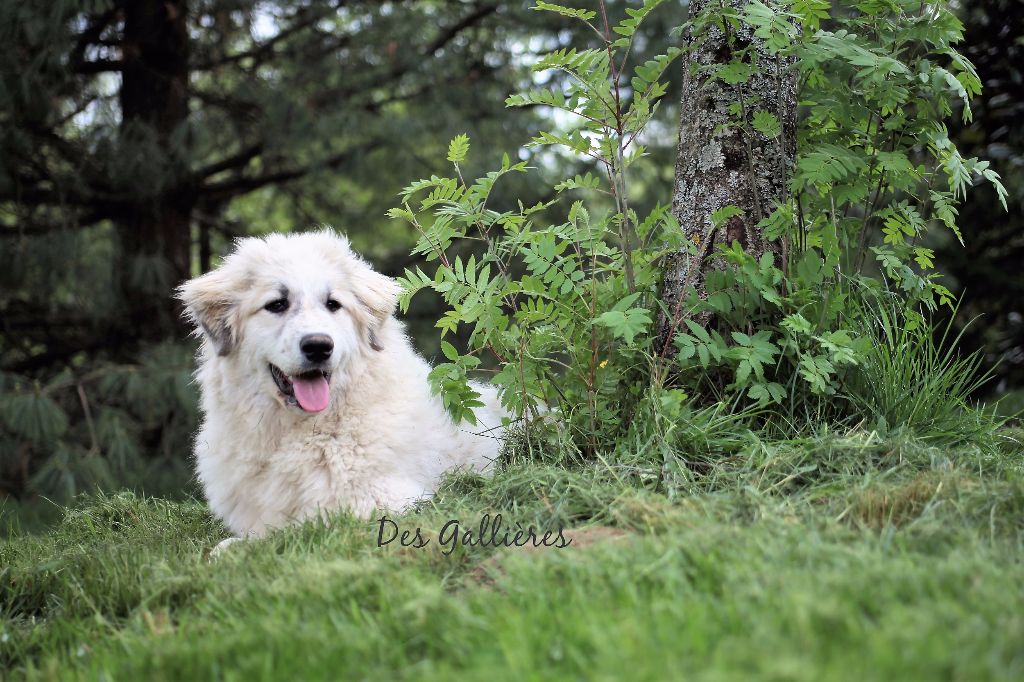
[270, 364, 332, 413]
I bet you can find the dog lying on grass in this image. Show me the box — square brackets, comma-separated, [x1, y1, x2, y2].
[178, 229, 503, 541]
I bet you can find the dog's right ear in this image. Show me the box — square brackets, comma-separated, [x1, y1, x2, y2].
[176, 268, 241, 356]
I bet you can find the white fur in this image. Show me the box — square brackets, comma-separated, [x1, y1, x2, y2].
[178, 229, 503, 537]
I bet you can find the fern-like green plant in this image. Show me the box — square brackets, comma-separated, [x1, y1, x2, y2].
[390, 0, 684, 454]
[390, 0, 1004, 455]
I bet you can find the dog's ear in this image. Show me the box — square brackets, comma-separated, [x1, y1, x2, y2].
[351, 265, 401, 352]
[176, 268, 242, 356]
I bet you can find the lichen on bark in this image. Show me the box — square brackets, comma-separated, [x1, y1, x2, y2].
[658, 0, 797, 348]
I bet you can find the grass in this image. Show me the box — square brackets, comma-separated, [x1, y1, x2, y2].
[2, 424, 1023, 681]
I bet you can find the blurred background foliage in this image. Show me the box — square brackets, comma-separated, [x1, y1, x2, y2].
[0, 0, 1019, 505]
[939, 0, 1024, 393]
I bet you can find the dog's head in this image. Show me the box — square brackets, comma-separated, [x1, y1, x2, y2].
[177, 229, 400, 414]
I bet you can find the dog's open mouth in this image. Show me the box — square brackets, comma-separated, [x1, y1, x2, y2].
[270, 364, 332, 413]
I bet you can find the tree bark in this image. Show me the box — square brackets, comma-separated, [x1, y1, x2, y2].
[659, 0, 796, 349]
[118, 0, 193, 339]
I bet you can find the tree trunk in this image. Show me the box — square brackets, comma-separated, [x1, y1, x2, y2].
[658, 0, 796, 349]
[118, 0, 192, 340]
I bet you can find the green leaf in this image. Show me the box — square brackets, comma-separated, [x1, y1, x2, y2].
[792, 0, 830, 30]
[532, 1, 596, 21]
[427, 363, 482, 425]
[795, 144, 868, 188]
[684, 319, 712, 344]
[612, 0, 665, 37]
[735, 359, 753, 384]
[715, 60, 752, 85]
[749, 382, 786, 405]
[757, 203, 795, 242]
[752, 111, 781, 138]
[611, 292, 643, 312]
[594, 308, 653, 346]
[742, 0, 798, 53]
[447, 134, 470, 163]
[396, 267, 435, 313]
[913, 247, 935, 270]
[798, 355, 836, 395]
[440, 341, 460, 362]
[554, 172, 601, 193]
[782, 313, 813, 336]
[711, 205, 743, 228]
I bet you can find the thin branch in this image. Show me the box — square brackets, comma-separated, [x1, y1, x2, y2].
[76, 384, 100, 456]
[192, 3, 340, 71]
[0, 209, 110, 238]
[69, 6, 120, 72]
[424, 3, 498, 56]
[1, 328, 131, 374]
[189, 88, 261, 120]
[196, 142, 265, 179]
[199, 141, 381, 201]
[75, 59, 124, 74]
[5, 180, 126, 215]
[306, 3, 498, 110]
[54, 94, 102, 127]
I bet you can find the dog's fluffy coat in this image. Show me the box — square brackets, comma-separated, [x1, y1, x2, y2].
[178, 230, 502, 536]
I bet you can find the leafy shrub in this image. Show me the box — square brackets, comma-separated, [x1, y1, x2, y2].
[391, 2, 684, 455]
[390, 0, 1005, 454]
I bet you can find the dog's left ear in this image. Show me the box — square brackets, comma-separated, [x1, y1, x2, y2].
[176, 268, 242, 356]
[351, 265, 401, 352]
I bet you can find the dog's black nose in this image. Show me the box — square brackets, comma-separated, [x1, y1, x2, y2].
[300, 334, 334, 363]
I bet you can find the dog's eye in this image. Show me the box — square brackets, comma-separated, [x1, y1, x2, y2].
[326, 299, 342, 312]
[264, 299, 289, 314]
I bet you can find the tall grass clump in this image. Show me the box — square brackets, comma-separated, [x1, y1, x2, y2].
[843, 295, 1001, 446]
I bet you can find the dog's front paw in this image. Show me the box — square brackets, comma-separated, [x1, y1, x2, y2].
[209, 536, 245, 559]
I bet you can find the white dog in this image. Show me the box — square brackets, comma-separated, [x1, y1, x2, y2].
[177, 229, 503, 539]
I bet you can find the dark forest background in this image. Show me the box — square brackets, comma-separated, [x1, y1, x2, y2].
[0, 0, 1020, 504]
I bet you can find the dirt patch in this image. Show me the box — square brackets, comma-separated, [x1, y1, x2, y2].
[849, 472, 964, 530]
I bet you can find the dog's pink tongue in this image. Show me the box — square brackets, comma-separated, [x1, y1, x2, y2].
[292, 374, 330, 412]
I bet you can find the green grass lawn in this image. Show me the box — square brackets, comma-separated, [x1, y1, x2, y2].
[2, 428, 1023, 681]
